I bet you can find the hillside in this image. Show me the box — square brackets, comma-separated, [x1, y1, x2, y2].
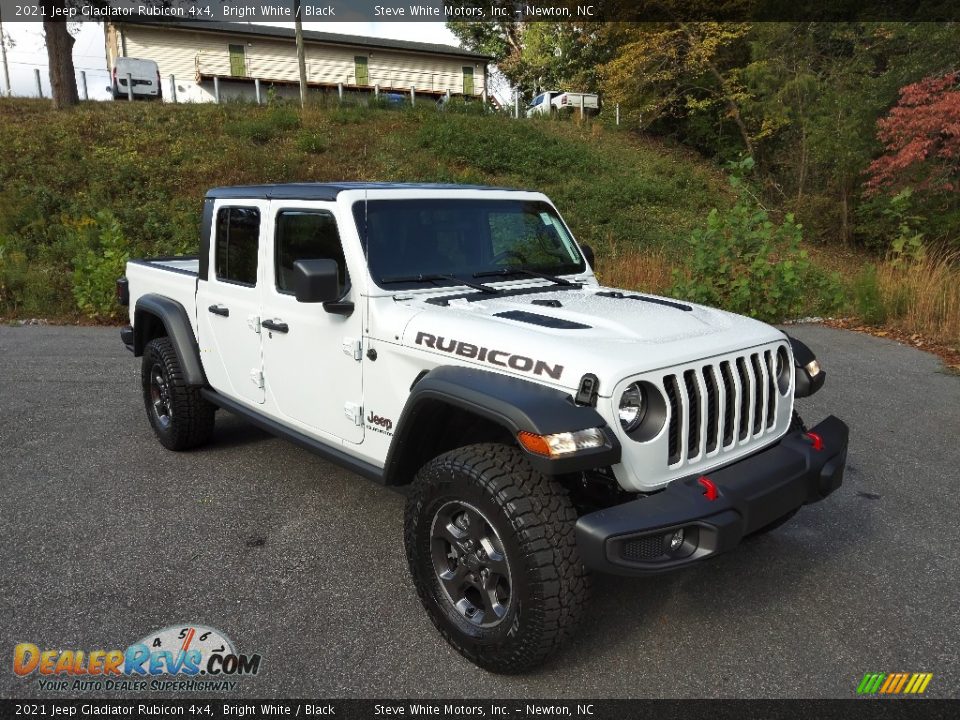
[0, 98, 728, 319]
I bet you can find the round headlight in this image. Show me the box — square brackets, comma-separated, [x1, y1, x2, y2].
[618, 383, 647, 432]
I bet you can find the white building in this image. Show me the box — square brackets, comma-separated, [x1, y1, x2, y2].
[105, 21, 491, 103]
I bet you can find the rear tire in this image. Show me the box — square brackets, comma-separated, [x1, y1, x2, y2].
[404, 443, 589, 673]
[141, 337, 215, 451]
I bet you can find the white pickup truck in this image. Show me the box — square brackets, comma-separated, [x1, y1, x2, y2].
[118, 182, 847, 673]
[526, 90, 600, 117]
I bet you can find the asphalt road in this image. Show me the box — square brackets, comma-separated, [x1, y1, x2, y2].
[1, 324, 958, 699]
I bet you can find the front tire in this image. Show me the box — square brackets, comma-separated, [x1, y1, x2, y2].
[404, 443, 589, 674]
[141, 337, 215, 451]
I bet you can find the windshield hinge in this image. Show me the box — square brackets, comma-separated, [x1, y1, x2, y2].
[250, 369, 264, 389]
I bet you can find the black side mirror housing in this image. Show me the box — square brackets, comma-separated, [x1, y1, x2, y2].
[580, 243, 596, 268]
[292, 259, 354, 316]
[293, 259, 341, 304]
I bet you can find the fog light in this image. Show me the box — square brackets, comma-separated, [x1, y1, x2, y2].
[668, 528, 685, 551]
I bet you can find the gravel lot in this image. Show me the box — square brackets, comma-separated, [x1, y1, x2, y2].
[1, 324, 957, 699]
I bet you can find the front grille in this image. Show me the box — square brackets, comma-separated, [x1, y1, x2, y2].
[663, 348, 782, 467]
[622, 534, 665, 562]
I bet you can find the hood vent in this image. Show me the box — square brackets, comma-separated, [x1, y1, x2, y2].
[494, 310, 591, 330]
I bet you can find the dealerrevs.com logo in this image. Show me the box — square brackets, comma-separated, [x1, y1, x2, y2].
[13, 624, 262, 692]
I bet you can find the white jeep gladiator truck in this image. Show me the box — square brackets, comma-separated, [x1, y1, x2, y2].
[526, 91, 600, 117]
[118, 183, 848, 673]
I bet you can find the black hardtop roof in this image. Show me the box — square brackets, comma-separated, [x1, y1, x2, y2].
[205, 182, 533, 201]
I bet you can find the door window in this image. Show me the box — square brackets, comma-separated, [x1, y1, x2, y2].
[274, 210, 349, 295]
[215, 207, 260, 286]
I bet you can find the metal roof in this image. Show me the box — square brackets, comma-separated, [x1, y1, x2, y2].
[205, 182, 530, 200]
[116, 21, 492, 61]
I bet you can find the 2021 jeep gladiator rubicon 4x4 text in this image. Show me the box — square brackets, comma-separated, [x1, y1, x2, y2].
[118, 183, 848, 673]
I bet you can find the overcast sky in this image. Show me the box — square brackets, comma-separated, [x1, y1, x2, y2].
[0, 21, 462, 100]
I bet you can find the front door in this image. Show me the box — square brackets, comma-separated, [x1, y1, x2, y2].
[196, 203, 266, 405]
[259, 203, 364, 444]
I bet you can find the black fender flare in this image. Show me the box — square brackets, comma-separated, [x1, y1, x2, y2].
[787, 335, 826, 398]
[134, 294, 207, 387]
[382, 365, 620, 484]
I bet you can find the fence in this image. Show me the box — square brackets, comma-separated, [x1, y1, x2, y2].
[3, 65, 622, 125]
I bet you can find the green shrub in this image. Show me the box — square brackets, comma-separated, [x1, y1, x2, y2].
[851, 264, 887, 325]
[669, 158, 813, 322]
[70, 211, 129, 319]
[296, 132, 328, 154]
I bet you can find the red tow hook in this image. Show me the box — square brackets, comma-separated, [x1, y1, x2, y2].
[805, 432, 824, 451]
[698, 475, 718, 501]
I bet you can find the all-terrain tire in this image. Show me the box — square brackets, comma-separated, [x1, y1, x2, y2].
[749, 410, 808, 537]
[141, 337, 215, 451]
[404, 443, 590, 674]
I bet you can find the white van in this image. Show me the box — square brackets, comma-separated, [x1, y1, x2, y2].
[111, 57, 161, 100]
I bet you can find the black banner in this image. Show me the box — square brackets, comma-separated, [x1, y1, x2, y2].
[2, 700, 960, 720]
[2, 0, 960, 23]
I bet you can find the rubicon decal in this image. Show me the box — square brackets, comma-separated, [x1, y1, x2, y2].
[415, 332, 564, 380]
[857, 672, 933, 695]
[13, 624, 262, 693]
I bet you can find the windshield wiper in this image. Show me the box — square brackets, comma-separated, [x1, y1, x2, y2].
[379, 273, 500, 295]
[473, 268, 575, 286]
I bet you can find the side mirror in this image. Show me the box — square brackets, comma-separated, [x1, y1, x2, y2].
[292, 259, 354, 316]
[580, 243, 596, 268]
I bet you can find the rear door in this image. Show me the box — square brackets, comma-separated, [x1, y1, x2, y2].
[259, 202, 365, 444]
[196, 202, 266, 405]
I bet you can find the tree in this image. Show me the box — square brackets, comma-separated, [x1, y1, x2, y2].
[42, 0, 78, 108]
[865, 71, 960, 196]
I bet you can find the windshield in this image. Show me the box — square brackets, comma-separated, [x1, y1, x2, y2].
[353, 199, 586, 289]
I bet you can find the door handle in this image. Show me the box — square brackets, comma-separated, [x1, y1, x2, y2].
[261, 319, 289, 334]
[208, 304, 230, 317]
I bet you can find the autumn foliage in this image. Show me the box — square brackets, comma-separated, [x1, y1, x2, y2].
[865, 71, 960, 196]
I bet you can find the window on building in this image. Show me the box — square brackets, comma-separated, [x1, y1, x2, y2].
[274, 211, 349, 295]
[355, 56, 369, 86]
[462, 66, 474, 95]
[215, 207, 260, 286]
[229, 44, 246, 77]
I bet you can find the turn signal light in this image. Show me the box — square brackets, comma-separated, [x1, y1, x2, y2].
[517, 428, 606, 457]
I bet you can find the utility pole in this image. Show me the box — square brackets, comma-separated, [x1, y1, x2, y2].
[0, 8, 11, 97]
[293, 0, 307, 108]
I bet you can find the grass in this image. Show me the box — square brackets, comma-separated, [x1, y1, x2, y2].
[0, 97, 956, 361]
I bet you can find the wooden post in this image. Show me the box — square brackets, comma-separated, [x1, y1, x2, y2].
[213, 76, 220, 104]
[294, 0, 307, 109]
[80, 71, 87, 100]
[616, 103, 620, 126]
[337, 82, 343, 102]
[410, 85, 415, 106]
[514, 88, 519, 118]
[254, 78, 261, 105]
[126, 72, 133, 101]
[579, 94, 584, 120]
[169, 75, 177, 103]
[374, 83, 379, 98]
[35, 68, 42, 97]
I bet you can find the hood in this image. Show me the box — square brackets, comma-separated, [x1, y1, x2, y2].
[395, 284, 786, 394]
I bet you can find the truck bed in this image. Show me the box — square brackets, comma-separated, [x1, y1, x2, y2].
[125, 256, 200, 333]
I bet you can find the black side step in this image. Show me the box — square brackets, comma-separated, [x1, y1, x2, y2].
[200, 389, 385, 484]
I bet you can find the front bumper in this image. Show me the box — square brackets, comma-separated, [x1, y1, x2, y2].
[576, 415, 848, 575]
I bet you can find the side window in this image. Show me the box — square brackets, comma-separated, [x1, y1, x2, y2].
[215, 207, 260, 286]
[275, 210, 349, 295]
